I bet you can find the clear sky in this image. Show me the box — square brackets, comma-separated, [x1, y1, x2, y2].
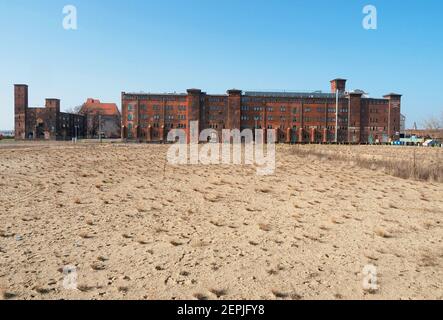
[1, 0, 442, 130]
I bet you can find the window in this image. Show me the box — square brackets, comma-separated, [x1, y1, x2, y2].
[210, 106, 222, 111]
[128, 114, 133, 121]
[127, 105, 133, 111]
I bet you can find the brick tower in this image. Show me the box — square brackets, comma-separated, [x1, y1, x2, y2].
[14, 84, 28, 140]
[227, 89, 242, 130]
[330, 79, 347, 94]
[383, 93, 402, 140]
[186, 89, 202, 142]
[45, 99, 61, 139]
[348, 91, 363, 143]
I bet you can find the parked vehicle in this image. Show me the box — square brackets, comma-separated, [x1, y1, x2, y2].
[423, 139, 441, 147]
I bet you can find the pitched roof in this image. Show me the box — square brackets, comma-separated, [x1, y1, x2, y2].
[80, 98, 120, 116]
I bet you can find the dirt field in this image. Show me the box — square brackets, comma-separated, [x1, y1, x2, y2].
[0, 142, 442, 300]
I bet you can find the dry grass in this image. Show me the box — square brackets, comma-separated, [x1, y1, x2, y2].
[291, 145, 443, 183]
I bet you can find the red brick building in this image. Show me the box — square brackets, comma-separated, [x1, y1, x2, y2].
[121, 79, 401, 144]
[14, 84, 86, 140]
[405, 129, 443, 140]
[80, 99, 121, 139]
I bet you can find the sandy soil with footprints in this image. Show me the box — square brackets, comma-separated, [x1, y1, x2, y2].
[0, 141, 442, 300]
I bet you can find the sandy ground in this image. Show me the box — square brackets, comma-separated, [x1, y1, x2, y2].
[0, 141, 442, 300]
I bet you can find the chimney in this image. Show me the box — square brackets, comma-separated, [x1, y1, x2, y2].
[330, 78, 347, 94]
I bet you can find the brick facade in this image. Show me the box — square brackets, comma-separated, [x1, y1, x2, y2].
[14, 85, 86, 140]
[121, 79, 401, 144]
[80, 99, 121, 139]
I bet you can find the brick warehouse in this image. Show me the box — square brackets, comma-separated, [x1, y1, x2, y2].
[14, 84, 86, 140]
[14, 85, 122, 141]
[121, 79, 401, 144]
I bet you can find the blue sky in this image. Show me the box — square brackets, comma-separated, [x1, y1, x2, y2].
[1, 0, 442, 130]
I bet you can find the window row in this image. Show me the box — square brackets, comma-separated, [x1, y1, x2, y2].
[128, 114, 187, 121]
[127, 105, 187, 111]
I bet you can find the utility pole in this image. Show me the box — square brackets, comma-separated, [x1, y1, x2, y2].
[335, 89, 339, 143]
[387, 99, 391, 140]
[99, 115, 102, 143]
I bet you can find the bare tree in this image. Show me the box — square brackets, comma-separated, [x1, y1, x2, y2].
[83, 111, 101, 138]
[65, 105, 83, 115]
[422, 116, 442, 130]
[112, 115, 121, 138]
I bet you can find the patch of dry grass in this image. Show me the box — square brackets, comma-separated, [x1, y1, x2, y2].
[291, 146, 443, 183]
